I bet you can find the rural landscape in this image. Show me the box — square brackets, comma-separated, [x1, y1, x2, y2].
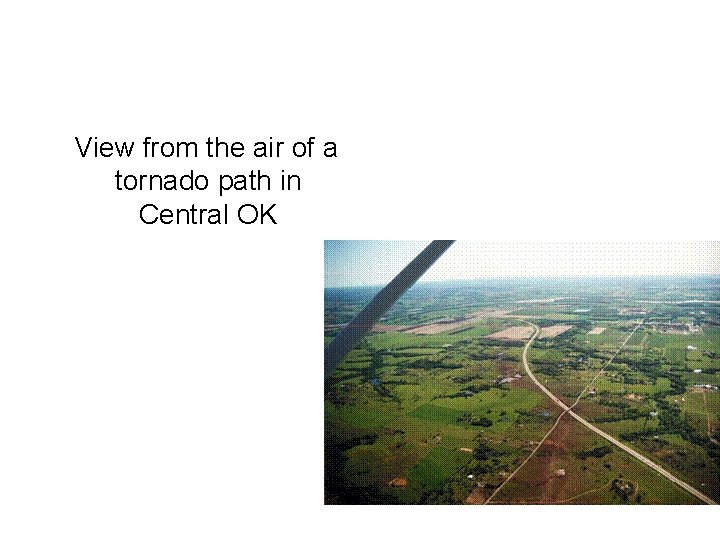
[325, 274, 720, 504]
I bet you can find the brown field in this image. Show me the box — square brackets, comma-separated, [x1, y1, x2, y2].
[404, 320, 471, 335]
[388, 478, 408, 488]
[372, 324, 409, 333]
[497, 359, 535, 390]
[489, 415, 626, 504]
[465, 486, 486, 504]
[539, 325, 573, 338]
[466, 309, 511, 318]
[402, 309, 511, 335]
[486, 326, 534, 341]
[588, 327, 606, 335]
[494, 415, 576, 503]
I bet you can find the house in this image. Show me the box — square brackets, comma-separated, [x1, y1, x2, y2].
[687, 345, 697, 350]
[693, 369, 702, 374]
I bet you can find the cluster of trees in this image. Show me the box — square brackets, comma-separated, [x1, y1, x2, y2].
[594, 408, 649, 423]
[619, 401, 720, 467]
[533, 362, 562, 377]
[449, 374, 482, 384]
[592, 398, 649, 423]
[456, 412, 493, 427]
[660, 371, 686, 397]
[446, 383, 493, 399]
[469, 340, 523, 361]
[325, 432, 387, 505]
[404, 357, 464, 370]
[418, 479, 470, 504]
[610, 478, 635, 502]
[621, 354, 687, 396]
[472, 440, 507, 475]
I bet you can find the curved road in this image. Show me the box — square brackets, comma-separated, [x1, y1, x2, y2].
[521, 322, 716, 505]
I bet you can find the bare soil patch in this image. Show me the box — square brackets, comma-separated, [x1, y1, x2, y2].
[539, 325, 574, 338]
[404, 320, 471, 335]
[514, 415, 576, 502]
[588, 327, 606, 335]
[401, 309, 511, 335]
[486, 326, 534, 341]
[465, 486, 486, 504]
[372, 324, 409, 333]
[497, 359, 534, 389]
[466, 309, 511, 318]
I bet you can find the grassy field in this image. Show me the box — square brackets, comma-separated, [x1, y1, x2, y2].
[491, 416, 699, 505]
[326, 278, 720, 504]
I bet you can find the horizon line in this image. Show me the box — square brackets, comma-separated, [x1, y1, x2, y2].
[325, 274, 720, 289]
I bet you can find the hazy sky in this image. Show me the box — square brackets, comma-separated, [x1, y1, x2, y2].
[324, 241, 720, 288]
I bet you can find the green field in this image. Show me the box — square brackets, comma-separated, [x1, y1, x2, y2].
[326, 277, 720, 504]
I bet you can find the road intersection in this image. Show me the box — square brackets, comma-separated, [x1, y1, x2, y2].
[488, 321, 717, 505]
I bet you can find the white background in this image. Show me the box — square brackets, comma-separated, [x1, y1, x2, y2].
[2, 1, 718, 538]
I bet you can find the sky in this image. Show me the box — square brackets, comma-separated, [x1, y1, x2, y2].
[324, 241, 720, 288]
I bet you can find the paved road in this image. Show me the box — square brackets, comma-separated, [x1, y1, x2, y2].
[521, 322, 717, 505]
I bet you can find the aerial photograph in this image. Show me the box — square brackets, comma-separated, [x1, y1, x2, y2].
[324, 241, 720, 505]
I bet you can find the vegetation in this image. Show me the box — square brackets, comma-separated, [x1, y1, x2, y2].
[325, 276, 720, 504]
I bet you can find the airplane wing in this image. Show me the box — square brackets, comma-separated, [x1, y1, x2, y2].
[324, 240, 455, 378]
